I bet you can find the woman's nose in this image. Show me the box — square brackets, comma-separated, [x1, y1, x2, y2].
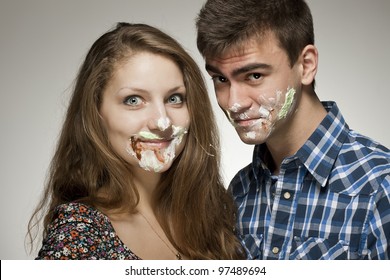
[147, 105, 171, 131]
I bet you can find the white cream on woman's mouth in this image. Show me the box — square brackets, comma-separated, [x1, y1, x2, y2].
[126, 125, 188, 172]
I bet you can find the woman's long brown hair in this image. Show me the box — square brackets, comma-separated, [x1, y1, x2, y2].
[27, 23, 244, 259]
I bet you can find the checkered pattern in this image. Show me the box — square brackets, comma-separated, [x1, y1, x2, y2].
[230, 102, 390, 259]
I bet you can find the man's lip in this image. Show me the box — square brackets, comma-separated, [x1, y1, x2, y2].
[233, 118, 261, 127]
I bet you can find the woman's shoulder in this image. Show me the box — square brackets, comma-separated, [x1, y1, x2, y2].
[53, 202, 111, 230]
[36, 202, 140, 260]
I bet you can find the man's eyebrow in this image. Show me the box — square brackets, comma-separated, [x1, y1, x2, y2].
[205, 63, 271, 77]
[205, 64, 221, 74]
[232, 63, 271, 77]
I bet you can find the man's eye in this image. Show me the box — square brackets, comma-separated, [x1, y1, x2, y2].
[124, 96, 142, 106]
[248, 73, 262, 80]
[212, 76, 228, 83]
[167, 94, 184, 104]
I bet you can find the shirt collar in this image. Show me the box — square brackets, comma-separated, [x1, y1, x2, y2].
[295, 101, 349, 187]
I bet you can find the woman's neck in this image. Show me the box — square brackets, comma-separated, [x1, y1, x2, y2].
[132, 167, 162, 210]
[133, 167, 161, 189]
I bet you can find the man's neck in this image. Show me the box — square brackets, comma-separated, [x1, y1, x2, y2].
[266, 92, 327, 175]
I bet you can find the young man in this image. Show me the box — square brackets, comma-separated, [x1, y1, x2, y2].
[196, 0, 390, 259]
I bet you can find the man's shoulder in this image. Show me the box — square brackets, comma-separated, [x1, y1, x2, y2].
[330, 130, 390, 194]
[339, 129, 390, 165]
[228, 161, 257, 196]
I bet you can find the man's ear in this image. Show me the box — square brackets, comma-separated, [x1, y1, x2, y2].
[300, 44, 318, 86]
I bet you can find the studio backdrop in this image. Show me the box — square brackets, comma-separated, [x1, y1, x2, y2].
[0, 0, 389, 259]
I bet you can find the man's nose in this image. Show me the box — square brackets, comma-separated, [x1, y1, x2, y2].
[226, 83, 252, 113]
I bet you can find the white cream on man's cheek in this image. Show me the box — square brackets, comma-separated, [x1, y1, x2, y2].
[226, 103, 252, 125]
[256, 87, 296, 133]
[239, 87, 296, 140]
[261, 86, 295, 119]
[225, 103, 240, 124]
[277, 87, 296, 119]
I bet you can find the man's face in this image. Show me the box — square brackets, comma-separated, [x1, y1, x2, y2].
[205, 33, 303, 145]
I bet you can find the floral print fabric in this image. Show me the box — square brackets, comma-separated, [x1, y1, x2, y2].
[36, 202, 140, 260]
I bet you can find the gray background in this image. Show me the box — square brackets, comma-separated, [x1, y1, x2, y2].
[1, 0, 389, 259]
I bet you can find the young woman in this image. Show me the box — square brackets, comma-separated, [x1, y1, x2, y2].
[28, 23, 244, 260]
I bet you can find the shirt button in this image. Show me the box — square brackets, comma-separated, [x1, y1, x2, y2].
[283, 192, 291, 200]
[272, 247, 279, 254]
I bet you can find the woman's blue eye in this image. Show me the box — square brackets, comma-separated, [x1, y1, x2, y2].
[168, 94, 184, 104]
[124, 96, 142, 106]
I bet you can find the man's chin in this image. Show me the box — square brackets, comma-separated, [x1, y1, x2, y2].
[238, 134, 265, 145]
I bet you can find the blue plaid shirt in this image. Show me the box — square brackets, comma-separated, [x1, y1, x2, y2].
[230, 102, 390, 259]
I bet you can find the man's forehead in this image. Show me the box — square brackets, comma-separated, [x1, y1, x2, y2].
[206, 32, 278, 62]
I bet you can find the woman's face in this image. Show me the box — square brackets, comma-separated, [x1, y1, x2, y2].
[99, 52, 190, 173]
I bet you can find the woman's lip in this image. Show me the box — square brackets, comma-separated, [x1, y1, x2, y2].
[138, 138, 172, 142]
[138, 139, 172, 147]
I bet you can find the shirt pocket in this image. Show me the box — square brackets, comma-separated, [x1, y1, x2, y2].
[241, 234, 264, 260]
[289, 236, 359, 260]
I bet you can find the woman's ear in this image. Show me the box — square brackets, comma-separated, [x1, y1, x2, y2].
[300, 44, 318, 86]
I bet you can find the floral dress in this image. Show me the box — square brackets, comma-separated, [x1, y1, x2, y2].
[36, 202, 141, 260]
